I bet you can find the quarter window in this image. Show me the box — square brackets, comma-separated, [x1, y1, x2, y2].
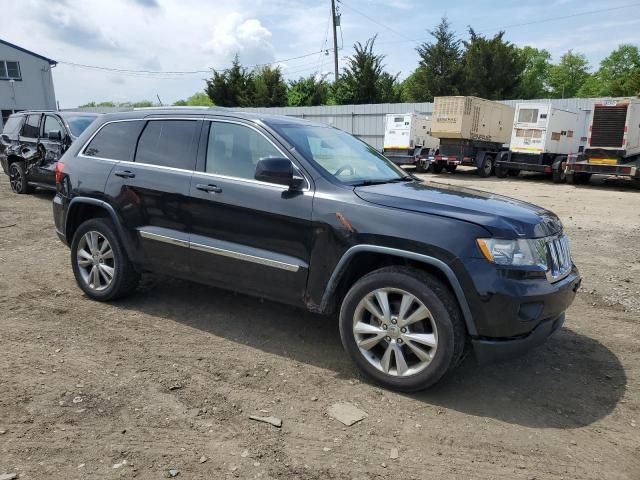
[206, 122, 281, 180]
[135, 120, 199, 169]
[21, 114, 41, 138]
[0, 61, 21, 80]
[2, 115, 23, 135]
[84, 121, 145, 161]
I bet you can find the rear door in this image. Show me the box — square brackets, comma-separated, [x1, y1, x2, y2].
[33, 114, 66, 184]
[101, 117, 202, 276]
[18, 113, 42, 178]
[187, 118, 313, 306]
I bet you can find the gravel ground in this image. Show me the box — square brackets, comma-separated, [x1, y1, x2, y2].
[0, 170, 638, 479]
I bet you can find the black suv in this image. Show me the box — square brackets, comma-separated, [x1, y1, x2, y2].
[52, 109, 581, 391]
[1, 110, 99, 193]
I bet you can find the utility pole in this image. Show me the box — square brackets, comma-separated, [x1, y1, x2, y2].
[331, 0, 339, 82]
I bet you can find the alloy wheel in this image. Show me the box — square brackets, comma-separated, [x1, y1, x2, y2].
[9, 164, 22, 193]
[352, 288, 438, 377]
[76, 231, 116, 291]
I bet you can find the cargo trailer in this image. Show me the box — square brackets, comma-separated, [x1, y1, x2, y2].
[382, 113, 439, 172]
[566, 98, 640, 183]
[428, 96, 514, 177]
[495, 103, 588, 183]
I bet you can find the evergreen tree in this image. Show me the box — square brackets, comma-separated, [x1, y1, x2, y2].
[287, 75, 330, 106]
[415, 17, 463, 101]
[205, 54, 255, 107]
[462, 28, 525, 100]
[252, 66, 288, 107]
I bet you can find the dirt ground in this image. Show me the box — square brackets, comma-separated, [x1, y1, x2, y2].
[0, 170, 639, 480]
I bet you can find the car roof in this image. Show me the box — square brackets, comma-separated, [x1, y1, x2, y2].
[95, 108, 324, 128]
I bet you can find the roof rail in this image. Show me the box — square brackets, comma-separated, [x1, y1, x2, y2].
[132, 106, 215, 111]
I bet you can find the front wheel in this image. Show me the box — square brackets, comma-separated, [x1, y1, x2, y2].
[339, 267, 466, 392]
[70, 218, 140, 301]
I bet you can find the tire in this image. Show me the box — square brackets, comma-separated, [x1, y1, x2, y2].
[70, 218, 140, 301]
[445, 164, 457, 173]
[551, 156, 567, 183]
[339, 266, 466, 392]
[414, 160, 430, 174]
[495, 164, 508, 178]
[477, 155, 494, 178]
[8, 161, 32, 194]
[432, 163, 444, 174]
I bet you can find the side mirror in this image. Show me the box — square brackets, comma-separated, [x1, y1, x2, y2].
[47, 130, 62, 141]
[255, 157, 305, 190]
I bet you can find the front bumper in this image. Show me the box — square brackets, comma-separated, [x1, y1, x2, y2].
[473, 313, 565, 364]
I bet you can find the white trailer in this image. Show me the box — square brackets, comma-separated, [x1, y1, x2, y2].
[566, 98, 640, 183]
[382, 113, 439, 172]
[495, 103, 588, 182]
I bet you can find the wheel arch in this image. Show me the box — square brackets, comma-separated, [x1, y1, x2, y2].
[66, 197, 137, 261]
[319, 245, 477, 336]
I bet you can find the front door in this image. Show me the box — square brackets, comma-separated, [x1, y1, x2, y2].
[188, 119, 314, 306]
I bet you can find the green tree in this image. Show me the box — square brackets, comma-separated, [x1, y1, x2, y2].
[547, 50, 590, 98]
[462, 28, 525, 100]
[173, 92, 214, 106]
[287, 75, 330, 106]
[414, 17, 463, 101]
[131, 100, 154, 108]
[518, 46, 552, 99]
[205, 54, 255, 107]
[578, 45, 640, 97]
[399, 68, 431, 102]
[252, 66, 288, 107]
[331, 35, 401, 105]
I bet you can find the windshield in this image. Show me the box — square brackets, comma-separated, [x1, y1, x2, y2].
[272, 124, 407, 185]
[65, 116, 97, 137]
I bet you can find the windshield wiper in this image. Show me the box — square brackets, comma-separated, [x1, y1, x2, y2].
[350, 176, 413, 187]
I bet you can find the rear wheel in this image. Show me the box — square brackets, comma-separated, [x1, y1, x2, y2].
[478, 155, 494, 178]
[70, 218, 140, 301]
[432, 163, 444, 174]
[552, 156, 567, 183]
[339, 267, 466, 391]
[8, 161, 32, 194]
[445, 164, 457, 173]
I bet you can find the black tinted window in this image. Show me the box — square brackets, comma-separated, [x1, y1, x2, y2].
[22, 114, 40, 138]
[84, 121, 144, 161]
[206, 122, 281, 179]
[2, 115, 24, 135]
[135, 120, 198, 169]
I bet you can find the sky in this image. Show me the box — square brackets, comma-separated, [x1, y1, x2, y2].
[1, 0, 639, 108]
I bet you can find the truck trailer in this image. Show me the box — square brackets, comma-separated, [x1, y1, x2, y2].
[382, 113, 439, 172]
[429, 96, 515, 177]
[566, 98, 640, 184]
[495, 103, 588, 183]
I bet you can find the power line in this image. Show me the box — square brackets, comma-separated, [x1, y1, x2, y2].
[337, 0, 417, 43]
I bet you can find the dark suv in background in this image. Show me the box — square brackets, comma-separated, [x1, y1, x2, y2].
[0, 110, 99, 193]
[52, 109, 581, 391]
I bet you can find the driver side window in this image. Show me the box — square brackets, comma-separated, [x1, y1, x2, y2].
[206, 122, 282, 180]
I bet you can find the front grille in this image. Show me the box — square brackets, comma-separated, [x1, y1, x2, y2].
[546, 235, 572, 282]
[591, 105, 627, 148]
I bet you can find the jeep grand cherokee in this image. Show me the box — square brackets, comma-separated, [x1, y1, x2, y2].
[52, 109, 581, 391]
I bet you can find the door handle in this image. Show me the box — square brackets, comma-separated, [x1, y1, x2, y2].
[196, 183, 222, 194]
[114, 170, 136, 179]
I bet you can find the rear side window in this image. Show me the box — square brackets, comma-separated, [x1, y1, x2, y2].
[84, 121, 145, 161]
[21, 114, 41, 138]
[2, 115, 24, 135]
[135, 120, 198, 169]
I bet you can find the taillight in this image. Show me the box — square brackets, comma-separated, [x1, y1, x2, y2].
[54, 162, 64, 185]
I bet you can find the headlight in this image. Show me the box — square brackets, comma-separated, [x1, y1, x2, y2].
[477, 238, 547, 268]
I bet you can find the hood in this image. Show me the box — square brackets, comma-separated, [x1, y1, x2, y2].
[355, 180, 562, 238]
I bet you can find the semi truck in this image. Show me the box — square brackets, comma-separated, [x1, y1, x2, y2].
[566, 98, 640, 184]
[495, 103, 589, 183]
[382, 113, 439, 172]
[429, 96, 515, 177]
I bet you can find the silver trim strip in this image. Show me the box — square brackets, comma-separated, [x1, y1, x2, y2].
[190, 241, 300, 272]
[139, 230, 189, 248]
[138, 229, 300, 272]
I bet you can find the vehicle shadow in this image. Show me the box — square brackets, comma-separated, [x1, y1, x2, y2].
[118, 276, 626, 430]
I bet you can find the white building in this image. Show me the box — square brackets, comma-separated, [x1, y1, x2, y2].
[0, 39, 57, 130]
